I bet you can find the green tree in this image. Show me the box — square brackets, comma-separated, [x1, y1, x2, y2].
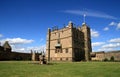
[103, 58, 108, 61]
[110, 56, 114, 61]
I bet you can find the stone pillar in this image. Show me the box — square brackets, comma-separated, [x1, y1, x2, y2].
[31, 50, 36, 61]
[39, 55, 43, 64]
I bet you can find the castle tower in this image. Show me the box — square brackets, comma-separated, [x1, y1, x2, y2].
[81, 23, 92, 61]
[46, 21, 92, 62]
[46, 22, 73, 61]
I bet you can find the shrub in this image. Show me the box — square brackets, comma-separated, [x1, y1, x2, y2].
[110, 56, 114, 61]
[103, 58, 108, 61]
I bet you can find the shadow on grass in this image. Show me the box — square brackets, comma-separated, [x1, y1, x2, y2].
[29, 61, 57, 65]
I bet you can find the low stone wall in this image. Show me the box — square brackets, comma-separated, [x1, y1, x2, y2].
[10, 52, 31, 60]
[0, 51, 31, 60]
[91, 51, 120, 61]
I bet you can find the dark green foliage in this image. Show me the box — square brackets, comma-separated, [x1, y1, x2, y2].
[110, 56, 114, 61]
[103, 58, 109, 61]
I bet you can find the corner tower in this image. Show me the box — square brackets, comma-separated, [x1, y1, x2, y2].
[81, 23, 92, 61]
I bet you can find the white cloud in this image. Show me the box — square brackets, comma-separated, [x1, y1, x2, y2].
[0, 34, 3, 38]
[109, 22, 120, 30]
[103, 27, 109, 31]
[0, 38, 34, 44]
[102, 43, 120, 48]
[31, 45, 46, 53]
[10, 43, 46, 53]
[92, 42, 105, 47]
[17, 45, 46, 53]
[27, 45, 46, 52]
[117, 22, 120, 30]
[109, 38, 120, 43]
[98, 48, 114, 51]
[63, 9, 117, 19]
[40, 38, 44, 42]
[109, 21, 117, 26]
[91, 29, 99, 38]
[0, 37, 46, 53]
[92, 38, 120, 52]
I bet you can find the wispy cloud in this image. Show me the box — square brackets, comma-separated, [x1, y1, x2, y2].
[103, 27, 109, 31]
[0, 38, 34, 45]
[27, 45, 46, 52]
[92, 38, 120, 52]
[102, 43, 120, 48]
[63, 9, 117, 19]
[109, 21, 120, 30]
[92, 42, 105, 47]
[0, 34, 3, 38]
[11, 45, 46, 53]
[109, 21, 117, 26]
[117, 23, 120, 29]
[109, 38, 120, 43]
[40, 38, 44, 42]
[91, 29, 99, 38]
[98, 48, 113, 51]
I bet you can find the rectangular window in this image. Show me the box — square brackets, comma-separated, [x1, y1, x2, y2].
[60, 50, 62, 53]
[66, 48, 68, 53]
[50, 58, 52, 60]
[66, 58, 68, 61]
[55, 49, 57, 53]
[60, 58, 62, 61]
[58, 49, 59, 52]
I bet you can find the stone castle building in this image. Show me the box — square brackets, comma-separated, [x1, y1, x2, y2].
[46, 21, 92, 61]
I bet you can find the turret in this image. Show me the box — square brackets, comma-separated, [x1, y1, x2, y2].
[68, 21, 73, 28]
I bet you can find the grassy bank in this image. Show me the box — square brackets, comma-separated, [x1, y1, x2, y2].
[0, 61, 120, 77]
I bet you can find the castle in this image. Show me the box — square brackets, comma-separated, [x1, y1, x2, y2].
[46, 21, 92, 61]
[0, 22, 120, 61]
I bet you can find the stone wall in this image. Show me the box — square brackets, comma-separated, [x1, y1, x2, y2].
[0, 46, 36, 61]
[91, 51, 120, 61]
[46, 26, 73, 61]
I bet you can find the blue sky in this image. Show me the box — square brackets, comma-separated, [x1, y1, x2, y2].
[0, 0, 120, 52]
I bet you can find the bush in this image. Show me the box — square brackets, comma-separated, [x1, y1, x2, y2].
[110, 56, 114, 61]
[103, 58, 108, 61]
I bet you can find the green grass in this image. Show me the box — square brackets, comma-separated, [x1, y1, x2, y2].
[0, 61, 120, 77]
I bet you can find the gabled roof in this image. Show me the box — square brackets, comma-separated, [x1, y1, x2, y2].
[3, 41, 11, 49]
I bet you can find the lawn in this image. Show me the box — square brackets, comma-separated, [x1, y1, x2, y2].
[0, 61, 120, 77]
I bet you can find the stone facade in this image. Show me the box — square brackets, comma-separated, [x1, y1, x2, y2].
[91, 51, 120, 61]
[46, 21, 92, 62]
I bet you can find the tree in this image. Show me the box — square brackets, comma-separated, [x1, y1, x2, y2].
[103, 58, 108, 61]
[110, 56, 114, 61]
